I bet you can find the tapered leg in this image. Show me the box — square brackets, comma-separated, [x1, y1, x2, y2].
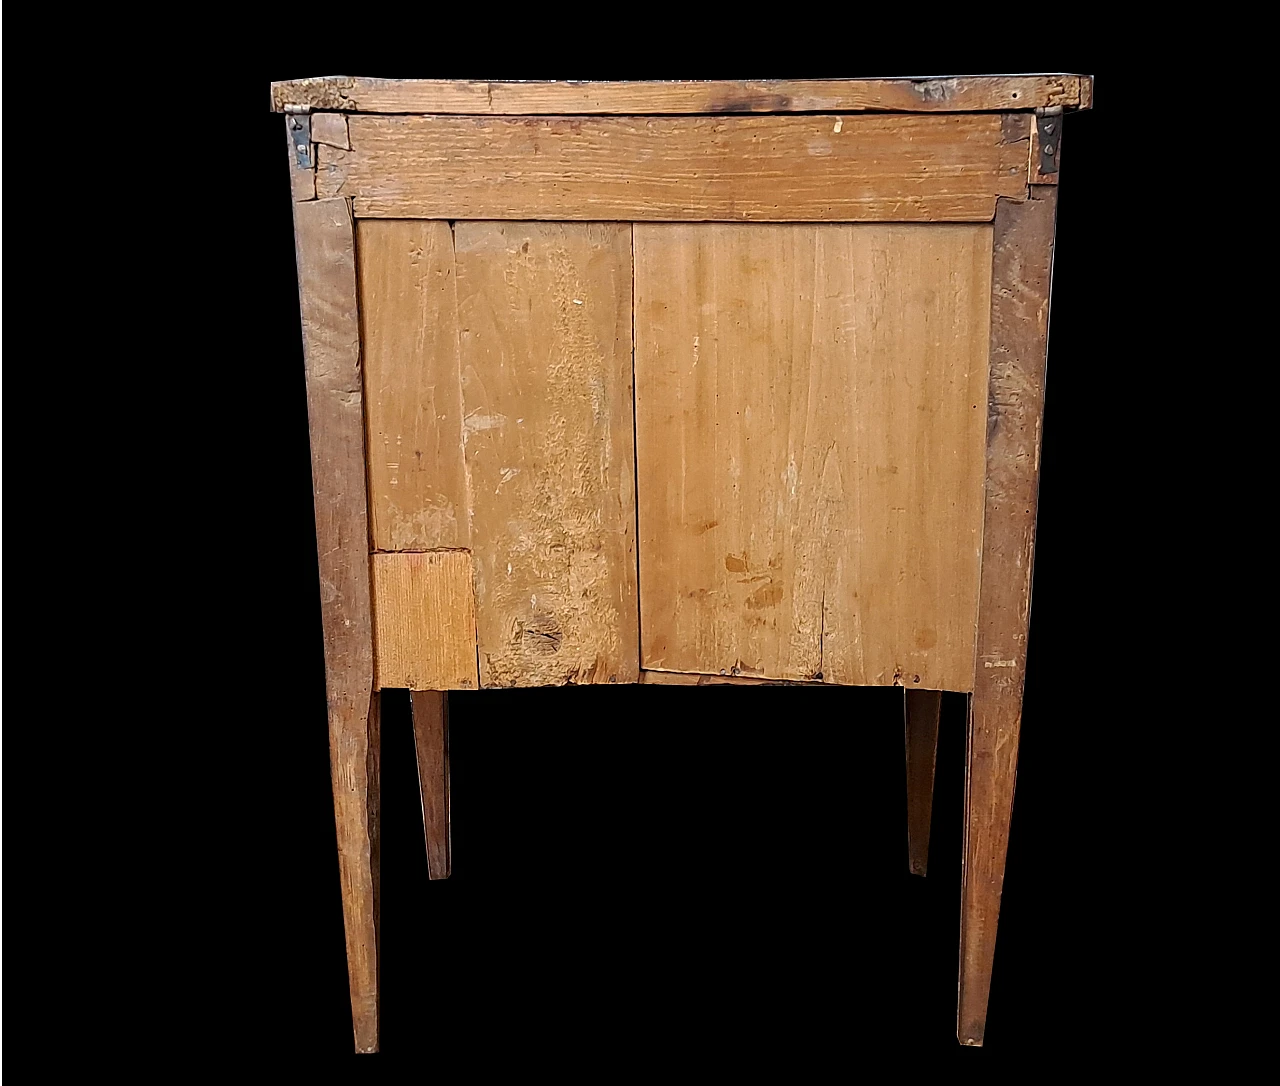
[958, 187, 1058, 1046]
[329, 690, 381, 1052]
[292, 194, 380, 1052]
[904, 689, 942, 876]
[411, 691, 451, 879]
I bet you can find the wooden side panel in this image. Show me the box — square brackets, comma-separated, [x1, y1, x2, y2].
[357, 220, 470, 551]
[291, 197, 378, 1053]
[273, 75, 1087, 115]
[453, 223, 639, 687]
[634, 223, 991, 691]
[319, 114, 1029, 222]
[959, 191, 1058, 1046]
[371, 551, 479, 691]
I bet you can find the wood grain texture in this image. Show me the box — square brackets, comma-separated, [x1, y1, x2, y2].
[285, 115, 314, 202]
[958, 191, 1058, 1047]
[634, 223, 991, 690]
[357, 220, 469, 551]
[411, 691, 450, 880]
[311, 111, 350, 149]
[641, 670, 823, 687]
[371, 551, 479, 691]
[291, 197, 377, 1053]
[904, 688, 943, 876]
[317, 114, 1030, 222]
[454, 222, 639, 687]
[272, 75, 1089, 114]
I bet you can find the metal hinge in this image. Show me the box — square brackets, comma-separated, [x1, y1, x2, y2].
[1036, 107, 1063, 175]
[286, 111, 312, 169]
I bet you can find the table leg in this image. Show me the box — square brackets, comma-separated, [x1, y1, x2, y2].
[411, 691, 451, 880]
[904, 689, 942, 876]
[958, 188, 1057, 1046]
[292, 193, 380, 1052]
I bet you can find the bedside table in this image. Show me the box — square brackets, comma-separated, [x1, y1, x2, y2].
[273, 74, 1092, 1051]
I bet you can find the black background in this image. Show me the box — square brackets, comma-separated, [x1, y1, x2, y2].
[206, 58, 1128, 1059]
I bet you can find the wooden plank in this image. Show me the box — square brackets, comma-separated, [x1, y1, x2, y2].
[371, 551, 479, 691]
[357, 220, 469, 551]
[291, 196, 377, 1053]
[272, 75, 1089, 114]
[958, 190, 1058, 1047]
[317, 114, 1030, 223]
[634, 223, 991, 690]
[453, 222, 639, 687]
[410, 691, 450, 880]
[904, 688, 943, 875]
[311, 112, 350, 149]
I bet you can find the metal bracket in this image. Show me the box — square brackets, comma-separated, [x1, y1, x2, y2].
[287, 113, 312, 169]
[1036, 108, 1063, 175]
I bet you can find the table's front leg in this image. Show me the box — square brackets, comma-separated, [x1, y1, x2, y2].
[959, 188, 1058, 1046]
[292, 194, 381, 1054]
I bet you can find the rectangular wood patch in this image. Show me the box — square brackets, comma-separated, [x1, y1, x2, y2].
[357, 220, 470, 551]
[634, 223, 992, 691]
[453, 223, 640, 687]
[371, 551, 478, 690]
[318, 113, 1029, 222]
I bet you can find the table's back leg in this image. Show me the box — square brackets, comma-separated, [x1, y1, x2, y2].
[959, 187, 1057, 1046]
[292, 191, 381, 1054]
[411, 692, 451, 879]
[904, 689, 943, 876]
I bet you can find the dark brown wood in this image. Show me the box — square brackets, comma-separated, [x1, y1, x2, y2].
[958, 189, 1058, 1047]
[904, 689, 943, 876]
[292, 196, 379, 1053]
[271, 75, 1092, 115]
[411, 691, 451, 880]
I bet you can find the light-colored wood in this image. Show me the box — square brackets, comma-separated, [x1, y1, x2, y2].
[453, 222, 639, 687]
[357, 220, 469, 551]
[958, 190, 1058, 1048]
[317, 113, 1030, 222]
[272, 75, 1091, 115]
[904, 688, 943, 876]
[291, 196, 377, 1053]
[634, 223, 991, 690]
[284, 115, 314, 202]
[371, 551, 479, 691]
[641, 670, 823, 687]
[410, 691, 450, 880]
[311, 111, 350, 149]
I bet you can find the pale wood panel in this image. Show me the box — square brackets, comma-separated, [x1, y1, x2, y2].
[317, 114, 1029, 222]
[634, 223, 992, 691]
[453, 223, 639, 687]
[311, 111, 350, 149]
[357, 220, 470, 551]
[290, 197, 377, 1052]
[273, 75, 1090, 114]
[371, 551, 478, 690]
[959, 191, 1057, 1047]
